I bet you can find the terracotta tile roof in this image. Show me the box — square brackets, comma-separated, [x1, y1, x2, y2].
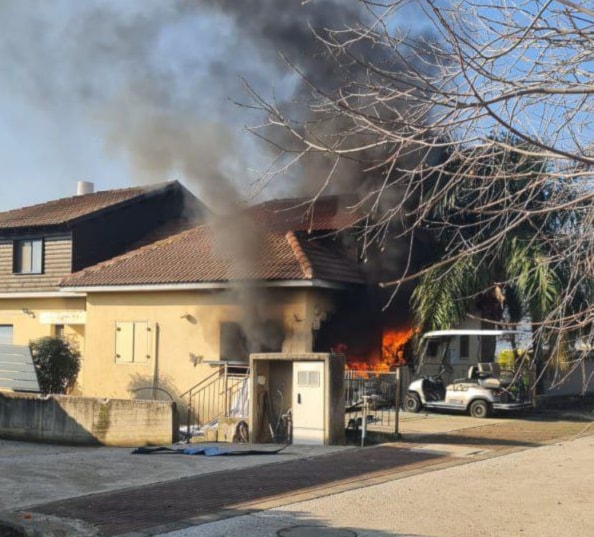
[0, 182, 175, 230]
[60, 194, 367, 288]
[290, 232, 366, 284]
[248, 195, 362, 233]
[61, 227, 366, 288]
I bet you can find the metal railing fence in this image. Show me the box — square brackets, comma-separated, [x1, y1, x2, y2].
[344, 369, 407, 434]
[180, 363, 250, 433]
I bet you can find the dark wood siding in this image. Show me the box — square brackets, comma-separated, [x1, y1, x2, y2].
[71, 187, 190, 272]
[0, 234, 72, 292]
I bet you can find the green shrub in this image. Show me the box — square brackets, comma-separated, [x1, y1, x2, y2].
[30, 337, 80, 394]
[496, 349, 516, 370]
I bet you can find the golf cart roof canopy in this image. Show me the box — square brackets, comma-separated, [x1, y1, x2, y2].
[421, 329, 528, 339]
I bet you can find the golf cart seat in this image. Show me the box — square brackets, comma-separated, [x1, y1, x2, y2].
[475, 362, 512, 388]
[477, 362, 501, 377]
[467, 366, 480, 382]
[480, 376, 503, 389]
[468, 363, 506, 388]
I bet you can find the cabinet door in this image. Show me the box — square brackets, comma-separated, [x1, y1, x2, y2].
[292, 361, 325, 445]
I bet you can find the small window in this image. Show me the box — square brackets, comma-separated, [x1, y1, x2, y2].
[54, 324, 65, 339]
[13, 239, 43, 274]
[0, 325, 13, 345]
[460, 335, 470, 359]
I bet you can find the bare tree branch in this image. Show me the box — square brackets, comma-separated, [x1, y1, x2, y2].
[244, 0, 593, 387]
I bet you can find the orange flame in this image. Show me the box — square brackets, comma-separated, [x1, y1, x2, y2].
[344, 325, 414, 373]
[382, 326, 415, 366]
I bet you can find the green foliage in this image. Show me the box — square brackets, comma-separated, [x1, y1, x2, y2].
[506, 239, 562, 324]
[29, 337, 80, 394]
[412, 257, 481, 331]
[411, 133, 578, 335]
[496, 350, 515, 371]
[496, 349, 529, 371]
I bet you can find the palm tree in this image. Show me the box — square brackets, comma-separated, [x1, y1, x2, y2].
[410, 134, 588, 383]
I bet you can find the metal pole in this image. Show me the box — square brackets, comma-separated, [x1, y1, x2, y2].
[394, 368, 401, 438]
[361, 395, 369, 447]
[186, 390, 192, 443]
[223, 362, 229, 417]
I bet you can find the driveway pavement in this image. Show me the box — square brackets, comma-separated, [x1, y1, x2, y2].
[0, 440, 352, 511]
[161, 434, 594, 537]
[0, 411, 591, 536]
[0, 412, 515, 511]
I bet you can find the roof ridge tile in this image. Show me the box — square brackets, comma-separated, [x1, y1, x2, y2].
[285, 231, 313, 279]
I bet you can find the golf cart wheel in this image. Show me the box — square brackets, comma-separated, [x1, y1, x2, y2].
[469, 399, 491, 418]
[404, 392, 422, 413]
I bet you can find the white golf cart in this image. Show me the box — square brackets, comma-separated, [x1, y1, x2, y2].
[404, 330, 533, 418]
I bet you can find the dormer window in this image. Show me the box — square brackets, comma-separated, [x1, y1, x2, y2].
[13, 239, 43, 274]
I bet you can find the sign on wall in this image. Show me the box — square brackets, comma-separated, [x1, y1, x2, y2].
[38, 311, 87, 325]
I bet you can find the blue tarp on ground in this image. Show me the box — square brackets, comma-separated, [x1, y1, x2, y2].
[131, 445, 288, 456]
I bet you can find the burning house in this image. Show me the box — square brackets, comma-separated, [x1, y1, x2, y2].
[0, 179, 421, 443]
[0, 0, 432, 383]
[50, 185, 416, 403]
[0, 1, 441, 440]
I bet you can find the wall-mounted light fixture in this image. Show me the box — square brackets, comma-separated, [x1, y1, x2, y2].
[22, 308, 35, 318]
[189, 353, 203, 367]
[181, 314, 198, 324]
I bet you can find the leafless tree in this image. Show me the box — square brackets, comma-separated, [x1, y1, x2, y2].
[247, 0, 593, 389]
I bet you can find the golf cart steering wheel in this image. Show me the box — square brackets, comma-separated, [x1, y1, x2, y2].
[438, 362, 454, 378]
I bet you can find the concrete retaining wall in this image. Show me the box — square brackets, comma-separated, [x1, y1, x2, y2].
[0, 392, 178, 446]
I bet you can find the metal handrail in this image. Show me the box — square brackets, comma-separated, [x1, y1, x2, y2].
[183, 363, 250, 436]
[179, 368, 222, 399]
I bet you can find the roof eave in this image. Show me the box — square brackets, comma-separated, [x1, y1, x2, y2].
[0, 291, 86, 298]
[59, 279, 357, 293]
[0, 181, 182, 233]
[0, 224, 71, 236]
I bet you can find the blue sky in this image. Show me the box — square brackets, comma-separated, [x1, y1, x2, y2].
[0, 90, 127, 210]
[0, 2, 128, 210]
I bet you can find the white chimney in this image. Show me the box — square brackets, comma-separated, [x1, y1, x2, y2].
[76, 181, 95, 196]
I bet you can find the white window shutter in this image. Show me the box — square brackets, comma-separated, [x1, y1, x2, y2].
[132, 321, 156, 363]
[147, 322, 157, 361]
[115, 322, 134, 363]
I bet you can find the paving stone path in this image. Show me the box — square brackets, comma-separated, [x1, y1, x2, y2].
[29, 417, 591, 536]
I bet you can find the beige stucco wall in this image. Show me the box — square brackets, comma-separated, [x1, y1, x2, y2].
[80, 287, 339, 401]
[0, 296, 86, 347]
